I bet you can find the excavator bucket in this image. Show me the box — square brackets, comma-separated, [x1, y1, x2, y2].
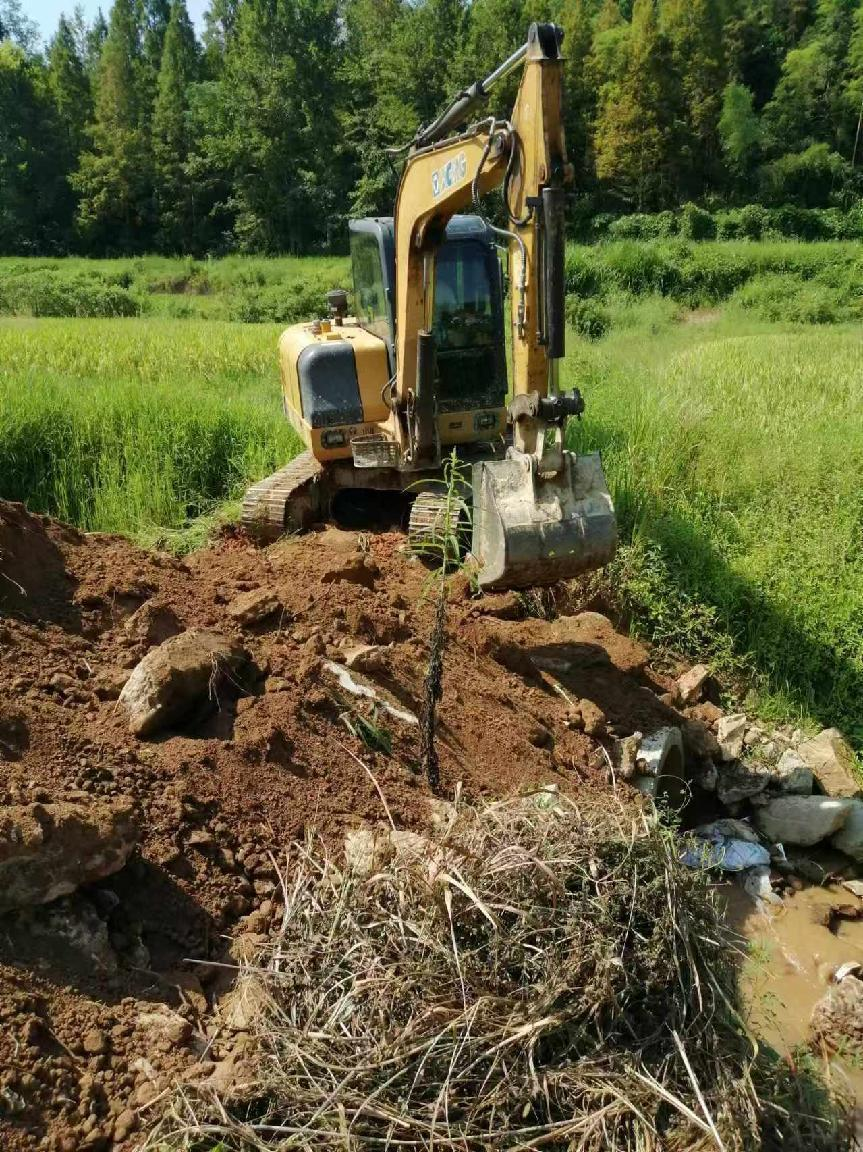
[470, 451, 616, 590]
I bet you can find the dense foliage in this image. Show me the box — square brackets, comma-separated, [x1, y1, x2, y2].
[3, 0, 863, 254]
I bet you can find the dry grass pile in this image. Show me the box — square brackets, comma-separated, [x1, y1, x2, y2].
[153, 790, 850, 1151]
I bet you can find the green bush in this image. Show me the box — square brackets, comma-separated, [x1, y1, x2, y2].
[0, 270, 143, 318]
[716, 204, 768, 240]
[608, 211, 679, 240]
[565, 295, 610, 340]
[227, 278, 332, 323]
[680, 202, 716, 240]
[733, 273, 860, 324]
[563, 238, 863, 311]
[592, 204, 863, 244]
[761, 144, 854, 209]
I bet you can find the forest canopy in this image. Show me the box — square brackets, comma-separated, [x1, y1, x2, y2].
[2, 0, 863, 255]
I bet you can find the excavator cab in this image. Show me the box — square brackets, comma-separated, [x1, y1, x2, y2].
[349, 216, 508, 431]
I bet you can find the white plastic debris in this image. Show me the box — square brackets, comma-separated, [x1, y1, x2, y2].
[834, 961, 863, 984]
[743, 865, 783, 907]
[323, 661, 418, 726]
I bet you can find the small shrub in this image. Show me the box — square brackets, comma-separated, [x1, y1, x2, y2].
[565, 295, 610, 340]
[608, 211, 678, 240]
[564, 246, 605, 297]
[680, 202, 716, 240]
[227, 279, 332, 324]
[601, 241, 681, 296]
[761, 144, 854, 209]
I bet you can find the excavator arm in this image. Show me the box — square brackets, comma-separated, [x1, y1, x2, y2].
[392, 22, 616, 589]
[392, 23, 577, 468]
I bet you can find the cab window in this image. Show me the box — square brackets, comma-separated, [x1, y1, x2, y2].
[350, 232, 390, 344]
[433, 241, 496, 351]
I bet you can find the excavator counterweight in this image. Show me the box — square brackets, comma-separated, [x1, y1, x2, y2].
[241, 22, 617, 589]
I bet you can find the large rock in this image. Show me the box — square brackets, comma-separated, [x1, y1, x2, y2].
[716, 713, 747, 761]
[832, 799, 863, 861]
[769, 748, 814, 795]
[0, 798, 138, 912]
[754, 795, 854, 847]
[681, 717, 721, 761]
[675, 663, 710, 705]
[119, 629, 249, 737]
[227, 587, 282, 627]
[123, 600, 182, 647]
[797, 728, 861, 797]
[716, 760, 770, 806]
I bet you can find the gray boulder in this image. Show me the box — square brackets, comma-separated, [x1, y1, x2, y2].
[716, 713, 747, 761]
[717, 760, 770, 806]
[832, 799, 863, 862]
[755, 795, 854, 847]
[119, 629, 249, 737]
[770, 749, 814, 795]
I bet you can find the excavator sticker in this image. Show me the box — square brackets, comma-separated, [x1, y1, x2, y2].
[431, 152, 467, 199]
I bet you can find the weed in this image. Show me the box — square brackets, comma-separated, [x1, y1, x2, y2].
[341, 705, 393, 756]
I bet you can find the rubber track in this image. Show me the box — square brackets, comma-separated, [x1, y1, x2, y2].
[240, 451, 323, 542]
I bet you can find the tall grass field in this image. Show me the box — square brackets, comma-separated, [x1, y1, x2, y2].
[1, 242, 861, 744]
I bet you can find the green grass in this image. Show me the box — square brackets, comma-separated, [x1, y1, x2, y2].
[566, 300, 863, 745]
[0, 317, 301, 535]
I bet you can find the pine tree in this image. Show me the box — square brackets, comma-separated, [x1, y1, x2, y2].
[556, 0, 595, 187]
[220, 0, 345, 251]
[47, 16, 93, 245]
[0, 42, 68, 251]
[152, 0, 198, 251]
[84, 8, 110, 72]
[73, 0, 152, 252]
[660, 0, 726, 193]
[140, 0, 172, 107]
[846, 4, 863, 166]
[48, 16, 92, 160]
[592, 0, 679, 209]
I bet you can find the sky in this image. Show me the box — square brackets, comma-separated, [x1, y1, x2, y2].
[24, 0, 209, 42]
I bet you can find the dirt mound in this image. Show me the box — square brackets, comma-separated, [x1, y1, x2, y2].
[0, 501, 695, 1151]
[0, 502, 83, 626]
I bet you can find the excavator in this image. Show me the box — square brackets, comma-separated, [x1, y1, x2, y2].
[242, 22, 616, 590]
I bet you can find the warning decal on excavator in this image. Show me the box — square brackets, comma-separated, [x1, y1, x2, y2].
[431, 152, 467, 199]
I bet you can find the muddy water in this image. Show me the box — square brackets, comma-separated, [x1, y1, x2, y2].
[723, 875, 863, 1102]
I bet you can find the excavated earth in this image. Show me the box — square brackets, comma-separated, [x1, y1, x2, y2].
[0, 499, 697, 1152]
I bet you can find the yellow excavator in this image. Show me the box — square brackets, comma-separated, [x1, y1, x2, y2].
[242, 22, 616, 589]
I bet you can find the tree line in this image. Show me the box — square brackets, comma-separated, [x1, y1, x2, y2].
[2, 0, 863, 255]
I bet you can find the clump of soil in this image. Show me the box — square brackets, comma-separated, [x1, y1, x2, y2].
[0, 501, 696, 1151]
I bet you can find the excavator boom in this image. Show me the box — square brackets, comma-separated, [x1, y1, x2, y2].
[242, 23, 616, 591]
[392, 22, 616, 587]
